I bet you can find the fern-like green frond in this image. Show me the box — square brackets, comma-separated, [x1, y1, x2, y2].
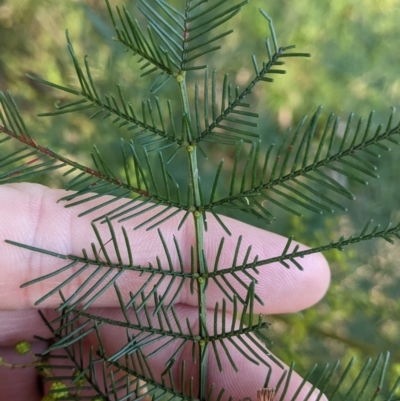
[12, 220, 192, 312]
[190, 70, 260, 145]
[208, 220, 400, 278]
[37, 295, 202, 400]
[106, 0, 178, 76]
[180, 0, 249, 71]
[192, 51, 310, 145]
[107, 0, 249, 75]
[209, 282, 276, 373]
[0, 102, 186, 222]
[58, 141, 187, 225]
[204, 108, 400, 222]
[250, 352, 400, 401]
[0, 91, 68, 183]
[35, 307, 400, 400]
[37, 310, 109, 400]
[189, 10, 309, 145]
[206, 235, 263, 305]
[37, 308, 178, 401]
[27, 32, 183, 148]
[0, 91, 31, 139]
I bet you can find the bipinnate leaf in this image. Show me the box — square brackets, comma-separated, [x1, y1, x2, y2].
[1, 1, 400, 400]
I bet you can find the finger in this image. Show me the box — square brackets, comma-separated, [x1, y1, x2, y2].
[0, 183, 330, 313]
[34, 306, 326, 401]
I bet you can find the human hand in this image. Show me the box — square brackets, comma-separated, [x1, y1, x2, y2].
[0, 183, 330, 401]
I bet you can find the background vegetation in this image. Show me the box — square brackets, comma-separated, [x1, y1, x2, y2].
[1, 0, 400, 393]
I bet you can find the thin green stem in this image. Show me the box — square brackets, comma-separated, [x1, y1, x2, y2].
[176, 70, 208, 401]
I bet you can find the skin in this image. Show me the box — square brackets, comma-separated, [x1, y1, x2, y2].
[0, 183, 330, 401]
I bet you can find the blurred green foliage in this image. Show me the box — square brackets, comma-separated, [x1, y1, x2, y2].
[1, 0, 400, 395]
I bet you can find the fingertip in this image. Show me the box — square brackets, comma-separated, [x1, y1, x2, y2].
[297, 249, 331, 310]
[266, 247, 331, 314]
